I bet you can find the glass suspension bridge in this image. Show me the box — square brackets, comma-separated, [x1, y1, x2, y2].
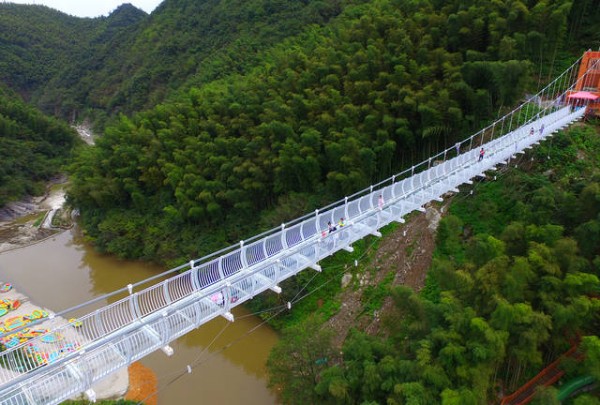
[0, 54, 597, 405]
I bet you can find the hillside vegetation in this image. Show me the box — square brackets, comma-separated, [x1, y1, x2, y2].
[0, 0, 348, 124]
[0, 86, 79, 206]
[67, 0, 588, 264]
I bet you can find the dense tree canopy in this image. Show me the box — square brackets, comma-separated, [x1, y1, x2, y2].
[0, 0, 597, 402]
[0, 0, 349, 125]
[66, 0, 590, 264]
[0, 87, 80, 205]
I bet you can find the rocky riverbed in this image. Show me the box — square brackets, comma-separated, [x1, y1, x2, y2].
[0, 181, 72, 254]
[0, 121, 96, 252]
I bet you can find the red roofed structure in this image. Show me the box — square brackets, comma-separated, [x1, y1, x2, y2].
[568, 50, 600, 115]
[568, 91, 599, 100]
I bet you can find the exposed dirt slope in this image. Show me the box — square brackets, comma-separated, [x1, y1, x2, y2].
[327, 202, 448, 348]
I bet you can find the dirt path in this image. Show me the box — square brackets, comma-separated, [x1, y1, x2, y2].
[327, 202, 448, 348]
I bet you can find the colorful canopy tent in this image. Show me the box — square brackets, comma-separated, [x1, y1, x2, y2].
[567, 91, 599, 100]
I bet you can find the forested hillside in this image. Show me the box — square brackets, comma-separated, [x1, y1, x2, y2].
[0, 0, 348, 125]
[0, 3, 146, 120]
[0, 87, 79, 206]
[0, 4, 99, 94]
[100, 0, 349, 116]
[67, 0, 590, 264]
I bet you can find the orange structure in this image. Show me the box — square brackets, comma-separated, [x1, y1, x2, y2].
[501, 340, 582, 405]
[500, 345, 576, 405]
[567, 50, 600, 115]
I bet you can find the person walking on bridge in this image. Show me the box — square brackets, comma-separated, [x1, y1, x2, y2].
[328, 221, 336, 233]
[478, 147, 485, 162]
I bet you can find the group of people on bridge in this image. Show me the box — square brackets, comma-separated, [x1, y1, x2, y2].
[327, 218, 345, 234]
[324, 193, 387, 237]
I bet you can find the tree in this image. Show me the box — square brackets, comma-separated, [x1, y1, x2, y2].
[581, 336, 600, 381]
[267, 316, 335, 404]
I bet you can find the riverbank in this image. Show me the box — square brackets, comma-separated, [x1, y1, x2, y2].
[0, 186, 133, 402]
[0, 180, 70, 254]
[0, 182, 279, 405]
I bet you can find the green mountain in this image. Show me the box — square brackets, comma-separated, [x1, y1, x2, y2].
[266, 121, 600, 404]
[1, 1, 598, 402]
[0, 0, 347, 125]
[0, 4, 99, 94]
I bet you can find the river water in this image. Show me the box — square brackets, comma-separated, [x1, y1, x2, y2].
[0, 227, 279, 404]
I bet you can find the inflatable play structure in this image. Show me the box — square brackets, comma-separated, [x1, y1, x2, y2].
[0, 309, 50, 348]
[0, 283, 12, 293]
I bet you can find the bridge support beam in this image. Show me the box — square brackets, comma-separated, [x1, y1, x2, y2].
[370, 231, 382, 237]
[342, 246, 354, 252]
[270, 285, 282, 294]
[310, 264, 322, 272]
[222, 312, 235, 322]
[161, 345, 174, 357]
[84, 389, 97, 403]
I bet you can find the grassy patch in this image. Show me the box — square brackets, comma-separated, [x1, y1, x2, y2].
[51, 208, 73, 228]
[32, 212, 46, 227]
[361, 270, 395, 317]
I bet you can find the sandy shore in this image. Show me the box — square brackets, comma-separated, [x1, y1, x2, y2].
[0, 282, 130, 400]
[0, 183, 160, 403]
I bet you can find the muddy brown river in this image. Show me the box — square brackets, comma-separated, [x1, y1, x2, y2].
[0, 227, 279, 404]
